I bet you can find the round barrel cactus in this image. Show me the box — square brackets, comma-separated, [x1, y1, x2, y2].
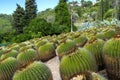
[104, 29, 115, 39]
[19, 44, 34, 52]
[38, 42, 56, 61]
[71, 32, 81, 38]
[0, 47, 6, 57]
[19, 42, 28, 47]
[0, 49, 18, 60]
[96, 32, 105, 40]
[84, 38, 105, 70]
[60, 48, 97, 80]
[56, 39, 76, 59]
[17, 49, 37, 67]
[0, 57, 18, 80]
[35, 39, 48, 49]
[13, 61, 53, 80]
[74, 35, 88, 47]
[103, 36, 120, 80]
[7, 43, 20, 51]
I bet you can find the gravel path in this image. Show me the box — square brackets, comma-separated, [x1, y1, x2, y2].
[45, 56, 61, 80]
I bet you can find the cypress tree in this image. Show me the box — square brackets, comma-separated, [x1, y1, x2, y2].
[55, 0, 71, 30]
[13, 4, 25, 34]
[25, 0, 37, 25]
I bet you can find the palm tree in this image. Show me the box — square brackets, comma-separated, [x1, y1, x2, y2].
[100, 0, 104, 21]
[116, 0, 120, 20]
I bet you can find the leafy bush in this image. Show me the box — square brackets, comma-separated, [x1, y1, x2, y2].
[24, 17, 52, 36]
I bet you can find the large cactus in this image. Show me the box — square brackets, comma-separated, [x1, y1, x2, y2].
[103, 36, 120, 80]
[56, 39, 76, 59]
[60, 48, 97, 80]
[38, 42, 56, 61]
[0, 57, 18, 80]
[84, 38, 105, 70]
[13, 61, 53, 80]
[17, 49, 37, 67]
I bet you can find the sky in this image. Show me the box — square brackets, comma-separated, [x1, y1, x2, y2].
[0, 0, 96, 14]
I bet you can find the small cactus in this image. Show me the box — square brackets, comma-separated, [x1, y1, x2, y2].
[7, 43, 20, 51]
[0, 47, 6, 57]
[19, 44, 34, 52]
[13, 61, 53, 80]
[0, 49, 18, 60]
[103, 28, 115, 40]
[35, 39, 48, 48]
[38, 42, 56, 61]
[17, 49, 37, 67]
[56, 39, 76, 59]
[74, 35, 88, 47]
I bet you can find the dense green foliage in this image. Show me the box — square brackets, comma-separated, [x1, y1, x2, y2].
[24, 18, 52, 36]
[37, 8, 55, 23]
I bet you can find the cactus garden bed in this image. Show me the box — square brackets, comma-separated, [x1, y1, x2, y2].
[0, 25, 120, 80]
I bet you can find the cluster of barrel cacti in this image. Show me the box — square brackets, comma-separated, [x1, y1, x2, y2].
[0, 25, 120, 80]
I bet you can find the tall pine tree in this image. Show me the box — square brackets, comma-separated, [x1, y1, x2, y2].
[13, 4, 25, 34]
[25, 0, 37, 25]
[55, 0, 71, 31]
